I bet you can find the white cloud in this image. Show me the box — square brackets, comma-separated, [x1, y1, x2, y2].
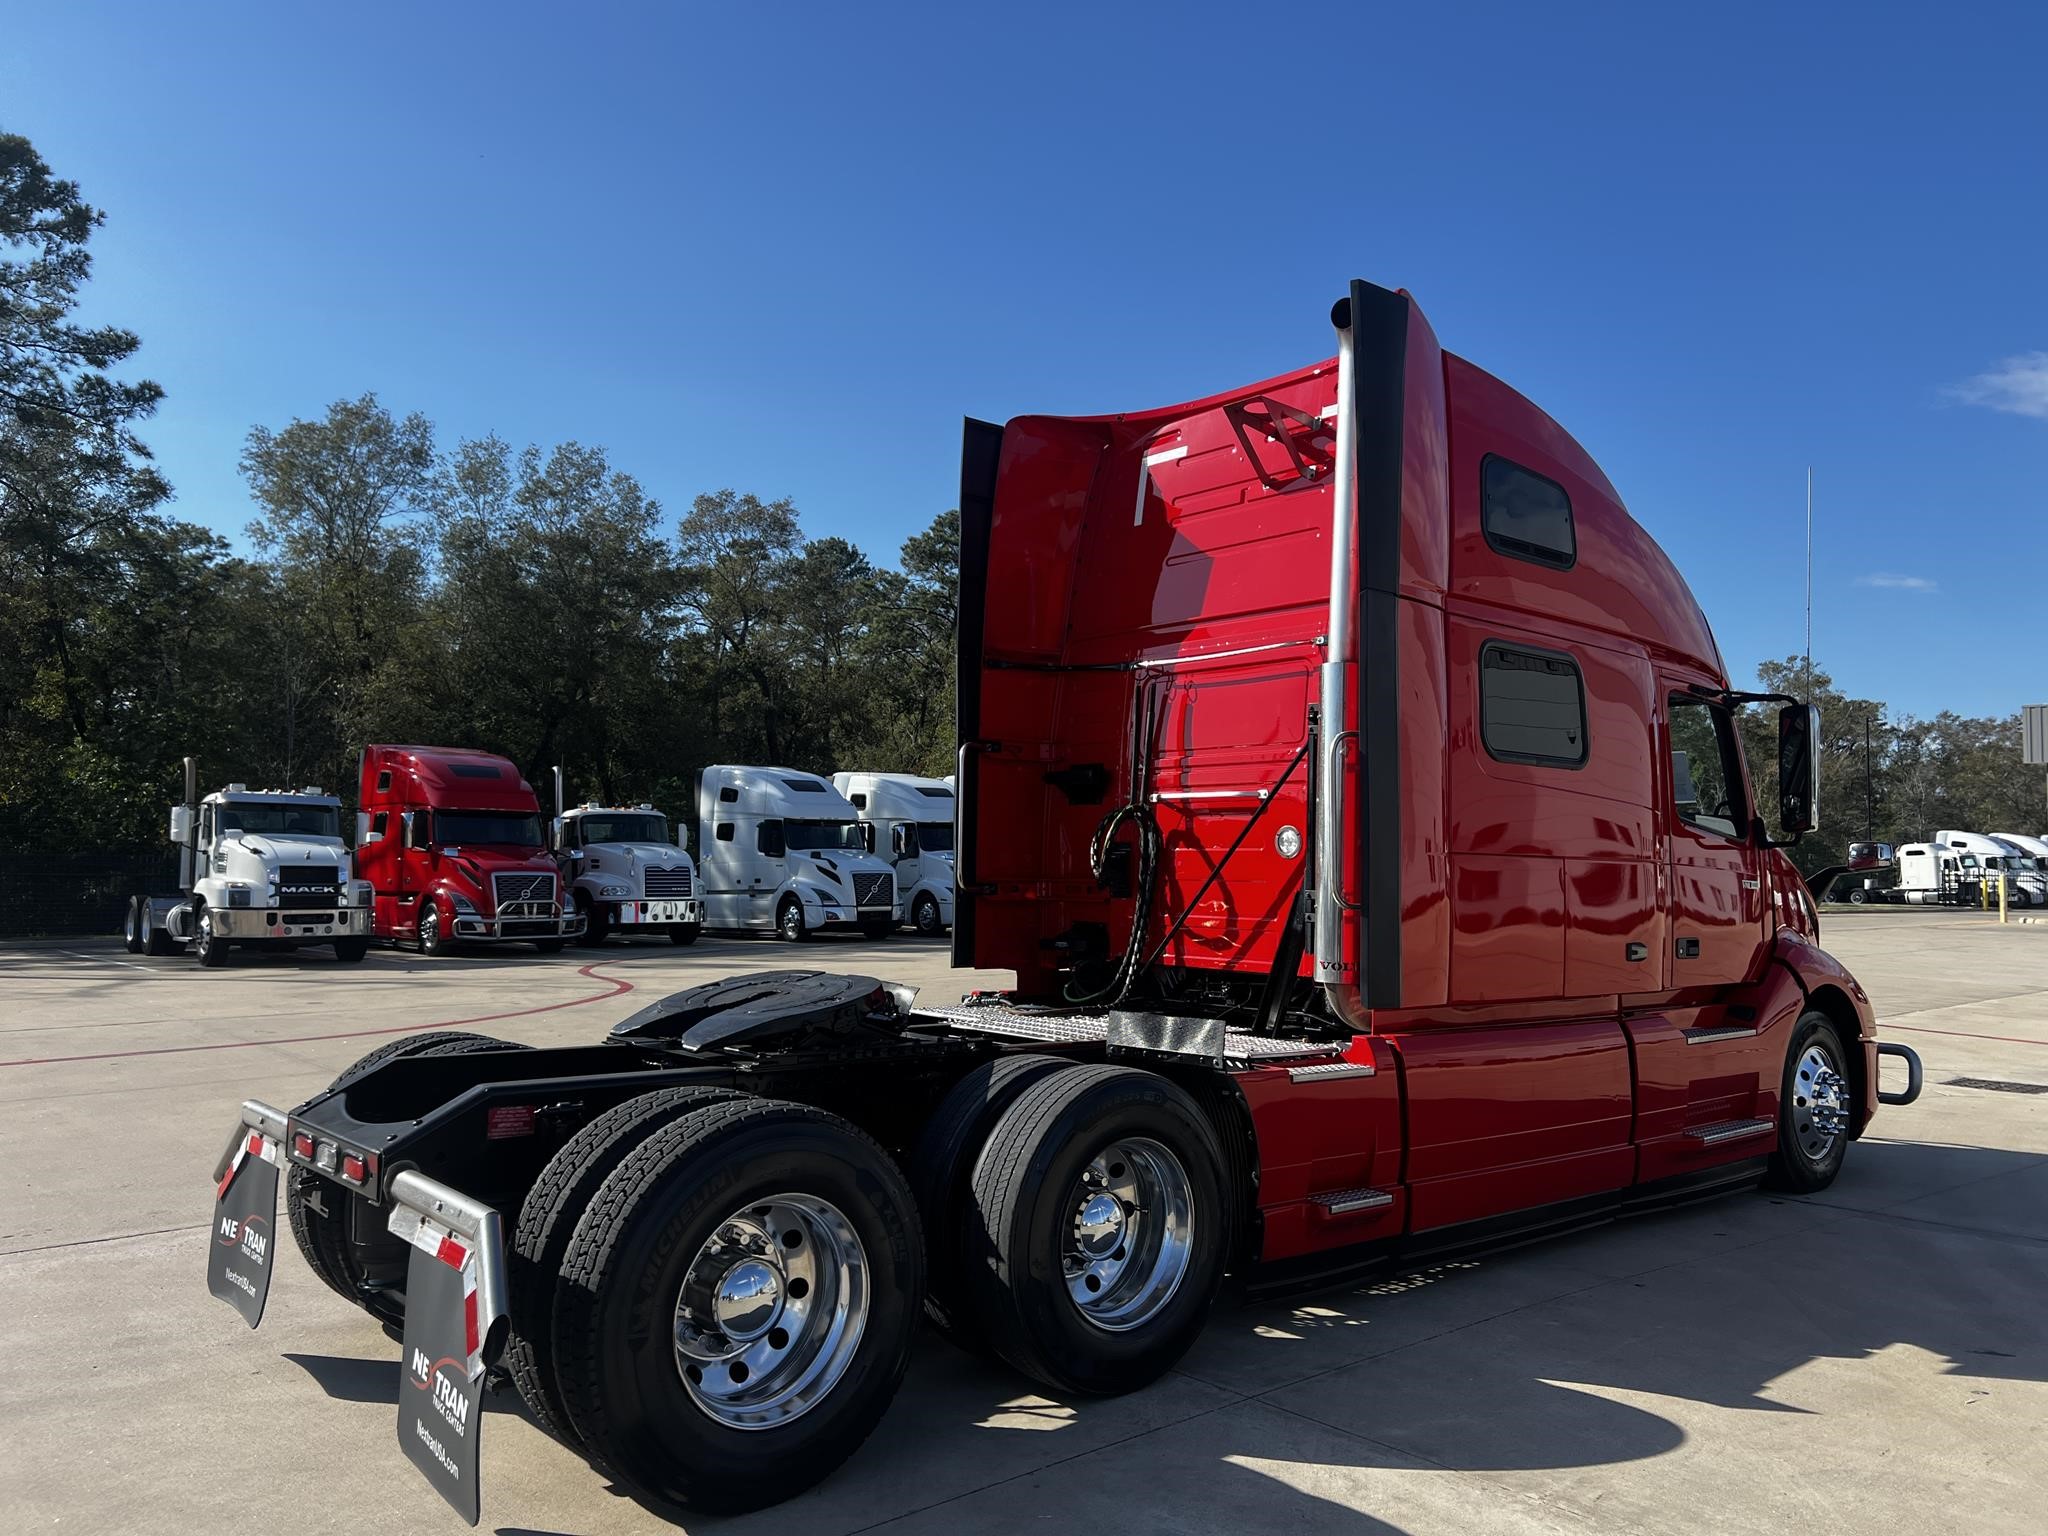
[1856, 573, 1938, 591]
[1946, 352, 2048, 420]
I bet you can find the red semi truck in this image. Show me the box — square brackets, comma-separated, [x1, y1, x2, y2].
[352, 744, 584, 953]
[209, 281, 1921, 1524]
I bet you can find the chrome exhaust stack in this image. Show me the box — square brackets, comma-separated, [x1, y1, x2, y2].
[1316, 295, 1368, 1029]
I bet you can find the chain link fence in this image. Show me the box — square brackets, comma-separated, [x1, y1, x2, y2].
[0, 852, 181, 939]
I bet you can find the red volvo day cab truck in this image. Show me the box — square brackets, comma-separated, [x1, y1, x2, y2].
[352, 744, 584, 953]
[209, 282, 1921, 1526]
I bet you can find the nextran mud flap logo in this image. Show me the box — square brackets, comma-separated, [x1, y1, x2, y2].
[410, 1348, 472, 1436]
[216, 1211, 269, 1264]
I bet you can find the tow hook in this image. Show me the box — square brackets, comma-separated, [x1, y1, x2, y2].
[1876, 1041, 1923, 1105]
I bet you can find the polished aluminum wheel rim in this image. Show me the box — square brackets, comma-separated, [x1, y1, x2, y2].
[1062, 1136, 1194, 1332]
[673, 1193, 868, 1431]
[1792, 1042, 1848, 1160]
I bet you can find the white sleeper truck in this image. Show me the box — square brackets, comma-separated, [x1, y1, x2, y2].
[830, 770, 956, 935]
[123, 757, 373, 965]
[696, 764, 898, 940]
[1935, 829, 2046, 907]
[550, 768, 703, 945]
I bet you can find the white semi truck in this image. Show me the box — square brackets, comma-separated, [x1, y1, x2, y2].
[830, 770, 956, 935]
[1990, 831, 2048, 872]
[549, 768, 703, 946]
[123, 757, 373, 965]
[695, 765, 899, 939]
[1935, 829, 2047, 906]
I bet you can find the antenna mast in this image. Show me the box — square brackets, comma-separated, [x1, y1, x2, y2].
[1804, 466, 1814, 702]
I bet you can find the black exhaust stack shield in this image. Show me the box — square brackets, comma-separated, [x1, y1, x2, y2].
[953, 416, 1003, 968]
[207, 1123, 281, 1328]
[1348, 279, 1408, 1010]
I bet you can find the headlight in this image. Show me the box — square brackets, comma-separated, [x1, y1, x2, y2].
[450, 892, 478, 914]
[598, 883, 631, 900]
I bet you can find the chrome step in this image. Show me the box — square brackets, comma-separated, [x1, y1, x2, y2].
[1685, 1117, 1775, 1146]
[1312, 1187, 1394, 1215]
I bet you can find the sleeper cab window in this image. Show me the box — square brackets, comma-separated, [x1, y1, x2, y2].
[1480, 642, 1587, 767]
[1482, 455, 1575, 569]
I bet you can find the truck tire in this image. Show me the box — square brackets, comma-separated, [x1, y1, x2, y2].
[191, 903, 230, 967]
[669, 922, 701, 946]
[416, 901, 449, 956]
[578, 895, 610, 947]
[286, 1032, 528, 1319]
[1847, 887, 1868, 905]
[964, 1064, 1228, 1396]
[912, 892, 944, 936]
[553, 1097, 924, 1514]
[505, 1085, 747, 1447]
[333, 938, 368, 962]
[909, 1054, 1071, 1341]
[123, 897, 146, 954]
[776, 896, 808, 943]
[143, 904, 178, 955]
[1765, 1012, 1852, 1193]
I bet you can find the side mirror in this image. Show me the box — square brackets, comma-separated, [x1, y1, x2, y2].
[758, 820, 786, 859]
[403, 810, 431, 850]
[356, 811, 380, 845]
[550, 816, 565, 850]
[892, 824, 919, 859]
[168, 805, 192, 845]
[1777, 702, 1821, 836]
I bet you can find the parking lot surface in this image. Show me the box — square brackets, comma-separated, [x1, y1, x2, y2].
[3, 911, 2044, 1534]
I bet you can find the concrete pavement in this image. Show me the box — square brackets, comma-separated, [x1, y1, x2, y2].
[2, 911, 2043, 1534]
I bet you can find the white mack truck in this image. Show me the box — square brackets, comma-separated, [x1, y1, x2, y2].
[122, 757, 373, 965]
[550, 767, 703, 945]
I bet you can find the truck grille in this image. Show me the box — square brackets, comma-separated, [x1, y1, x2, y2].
[277, 866, 342, 910]
[492, 871, 557, 917]
[852, 872, 893, 909]
[643, 866, 693, 899]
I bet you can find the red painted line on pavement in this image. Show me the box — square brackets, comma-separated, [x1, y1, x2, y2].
[1885, 1022, 2048, 1048]
[0, 962, 634, 1068]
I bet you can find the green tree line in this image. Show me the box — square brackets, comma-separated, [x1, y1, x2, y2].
[1, 130, 2039, 868]
[0, 131, 955, 853]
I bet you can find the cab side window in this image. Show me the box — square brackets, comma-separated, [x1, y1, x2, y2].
[1669, 696, 1747, 840]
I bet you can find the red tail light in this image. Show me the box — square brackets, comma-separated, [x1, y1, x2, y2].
[292, 1130, 315, 1161]
[340, 1153, 368, 1184]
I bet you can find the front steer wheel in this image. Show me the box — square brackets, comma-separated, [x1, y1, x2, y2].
[1765, 1011, 1852, 1193]
[191, 904, 229, 967]
[552, 1097, 924, 1514]
[964, 1064, 1228, 1396]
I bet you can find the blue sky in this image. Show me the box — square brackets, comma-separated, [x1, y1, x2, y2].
[6, 2, 2044, 719]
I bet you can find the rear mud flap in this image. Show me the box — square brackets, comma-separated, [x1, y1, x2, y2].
[207, 1101, 288, 1327]
[386, 1171, 510, 1528]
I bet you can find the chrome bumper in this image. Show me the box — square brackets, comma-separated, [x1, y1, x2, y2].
[611, 898, 702, 926]
[451, 911, 585, 941]
[213, 907, 372, 940]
